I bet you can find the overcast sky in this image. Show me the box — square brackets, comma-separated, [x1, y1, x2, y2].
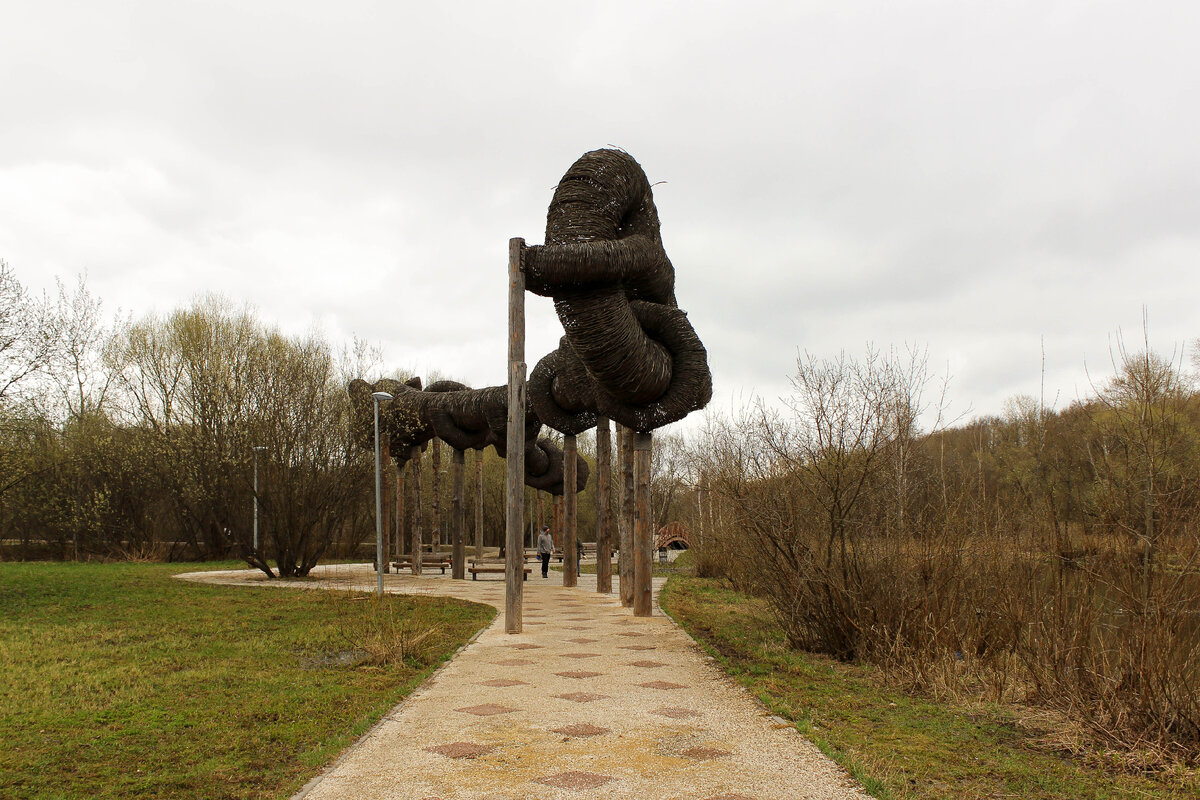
[2, 0, 1197, 433]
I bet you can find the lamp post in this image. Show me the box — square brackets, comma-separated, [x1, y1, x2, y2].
[371, 391, 394, 597]
[252, 446, 266, 552]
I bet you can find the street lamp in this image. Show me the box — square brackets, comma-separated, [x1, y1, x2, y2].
[371, 391, 394, 597]
[252, 446, 267, 552]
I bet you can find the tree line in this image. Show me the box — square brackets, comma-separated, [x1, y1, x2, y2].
[680, 339, 1200, 762]
[0, 262, 695, 575]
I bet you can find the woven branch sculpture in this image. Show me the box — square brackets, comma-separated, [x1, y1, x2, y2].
[525, 149, 712, 433]
[348, 377, 587, 496]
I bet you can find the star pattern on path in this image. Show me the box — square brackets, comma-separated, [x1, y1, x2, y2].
[556, 670, 603, 679]
[424, 742, 495, 759]
[479, 679, 527, 687]
[681, 746, 732, 760]
[560, 652, 601, 659]
[533, 771, 614, 790]
[554, 692, 608, 703]
[653, 706, 701, 718]
[566, 637, 598, 644]
[503, 643, 543, 650]
[618, 645, 656, 651]
[627, 660, 667, 668]
[565, 625, 592, 630]
[493, 658, 535, 666]
[705, 794, 755, 800]
[616, 631, 644, 637]
[551, 723, 610, 738]
[639, 681, 687, 690]
[455, 704, 516, 716]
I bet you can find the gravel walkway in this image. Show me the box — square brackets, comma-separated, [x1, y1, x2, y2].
[178, 564, 870, 800]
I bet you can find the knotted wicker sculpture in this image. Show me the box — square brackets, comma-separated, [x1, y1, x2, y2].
[525, 149, 712, 433]
[348, 377, 587, 495]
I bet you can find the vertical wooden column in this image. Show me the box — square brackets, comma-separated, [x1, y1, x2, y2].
[380, 439, 391, 573]
[410, 444, 423, 574]
[395, 464, 404, 559]
[632, 430, 653, 616]
[403, 461, 415, 557]
[618, 424, 634, 607]
[431, 438, 442, 550]
[451, 448, 465, 579]
[553, 496, 563, 548]
[474, 449, 484, 560]
[563, 434, 578, 587]
[595, 416, 612, 594]
[504, 237, 526, 634]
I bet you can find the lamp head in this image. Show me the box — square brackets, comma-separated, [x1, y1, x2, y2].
[371, 391, 394, 402]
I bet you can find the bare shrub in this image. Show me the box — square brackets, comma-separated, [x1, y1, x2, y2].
[688, 340, 1200, 763]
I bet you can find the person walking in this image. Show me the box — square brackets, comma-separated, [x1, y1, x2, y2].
[536, 525, 554, 578]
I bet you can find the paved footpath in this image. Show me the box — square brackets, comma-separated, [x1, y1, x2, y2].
[179, 564, 870, 800]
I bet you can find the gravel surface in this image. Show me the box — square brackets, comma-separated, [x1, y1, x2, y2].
[178, 564, 871, 800]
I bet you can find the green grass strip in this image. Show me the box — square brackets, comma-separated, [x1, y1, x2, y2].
[660, 576, 1196, 800]
[0, 562, 494, 800]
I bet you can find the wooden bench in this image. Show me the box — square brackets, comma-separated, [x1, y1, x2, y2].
[468, 564, 530, 581]
[392, 556, 452, 574]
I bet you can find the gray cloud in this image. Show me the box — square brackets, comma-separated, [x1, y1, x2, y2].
[2, 0, 1198, 436]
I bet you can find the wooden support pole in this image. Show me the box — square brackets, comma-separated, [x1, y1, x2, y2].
[431, 438, 442, 550]
[474, 449, 484, 560]
[595, 416, 612, 594]
[633, 430, 653, 616]
[563, 434, 578, 587]
[410, 445, 423, 574]
[505, 237, 525, 634]
[618, 424, 634, 607]
[553, 495, 563, 549]
[403, 460, 415, 557]
[380, 439, 390, 573]
[451, 448, 465, 579]
[400, 465, 410, 561]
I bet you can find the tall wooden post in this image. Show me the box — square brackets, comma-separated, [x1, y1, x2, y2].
[595, 416, 612, 594]
[504, 237, 526, 634]
[410, 444, 423, 574]
[633, 430, 653, 616]
[380, 439, 391, 573]
[618, 424, 634, 607]
[563, 434, 578, 587]
[474, 449, 484, 560]
[431, 438, 442, 550]
[451, 448, 465, 579]
[403, 460, 415, 557]
[400, 465, 410, 561]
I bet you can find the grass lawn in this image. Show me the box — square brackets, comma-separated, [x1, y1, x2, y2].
[0, 561, 494, 800]
[660, 576, 1197, 800]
